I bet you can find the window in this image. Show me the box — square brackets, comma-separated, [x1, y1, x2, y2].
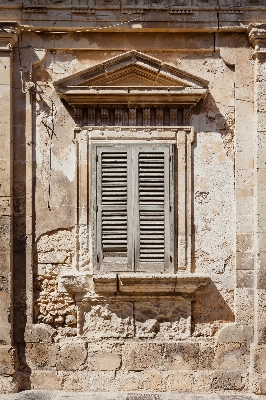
[93, 143, 175, 273]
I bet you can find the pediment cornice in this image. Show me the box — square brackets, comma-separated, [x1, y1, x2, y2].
[55, 51, 208, 108]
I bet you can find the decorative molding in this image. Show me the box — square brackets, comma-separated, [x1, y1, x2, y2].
[169, 9, 193, 14]
[74, 106, 187, 127]
[71, 7, 95, 14]
[0, 24, 18, 51]
[219, 9, 243, 13]
[55, 50, 208, 108]
[23, 6, 47, 12]
[248, 24, 266, 55]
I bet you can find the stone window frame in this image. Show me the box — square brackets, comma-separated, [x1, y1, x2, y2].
[56, 51, 210, 295]
[75, 125, 194, 276]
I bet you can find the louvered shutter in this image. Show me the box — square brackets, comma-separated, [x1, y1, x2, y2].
[134, 145, 174, 272]
[95, 143, 174, 273]
[96, 146, 134, 272]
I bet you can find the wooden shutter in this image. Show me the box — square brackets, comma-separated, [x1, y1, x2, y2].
[96, 147, 133, 272]
[95, 143, 173, 273]
[134, 145, 174, 272]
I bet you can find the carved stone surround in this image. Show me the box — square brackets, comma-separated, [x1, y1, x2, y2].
[55, 52, 210, 300]
[56, 51, 208, 113]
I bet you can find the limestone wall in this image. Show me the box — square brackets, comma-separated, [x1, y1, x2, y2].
[0, 2, 265, 397]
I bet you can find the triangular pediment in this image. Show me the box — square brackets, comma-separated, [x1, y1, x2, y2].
[55, 51, 208, 107]
[55, 50, 208, 89]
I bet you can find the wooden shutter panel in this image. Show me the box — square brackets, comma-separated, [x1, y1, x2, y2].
[134, 145, 174, 272]
[96, 147, 133, 272]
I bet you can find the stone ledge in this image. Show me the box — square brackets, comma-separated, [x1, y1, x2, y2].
[93, 273, 210, 295]
[1, 391, 255, 400]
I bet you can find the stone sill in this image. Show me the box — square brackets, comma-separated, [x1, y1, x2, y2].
[93, 273, 210, 294]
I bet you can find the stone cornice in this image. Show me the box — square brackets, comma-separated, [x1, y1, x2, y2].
[248, 24, 266, 56]
[0, 22, 18, 51]
[2, 3, 266, 32]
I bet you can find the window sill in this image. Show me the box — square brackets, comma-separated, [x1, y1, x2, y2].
[93, 273, 210, 295]
[61, 273, 210, 297]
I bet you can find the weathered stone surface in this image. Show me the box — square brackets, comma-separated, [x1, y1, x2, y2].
[1, 3, 266, 397]
[57, 342, 87, 371]
[135, 298, 191, 339]
[122, 343, 164, 371]
[80, 302, 134, 339]
[26, 343, 59, 370]
[25, 324, 56, 343]
[91, 351, 121, 371]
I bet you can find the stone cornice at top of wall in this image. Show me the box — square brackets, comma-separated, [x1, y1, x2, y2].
[1, 0, 266, 32]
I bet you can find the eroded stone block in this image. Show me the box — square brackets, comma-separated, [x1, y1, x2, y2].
[25, 324, 56, 343]
[91, 352, 121, 371]
[26, 343, 59, 370]
[135, 298, 191, 339]
[122, 343, 164, 371]
[212, 371, 243, 390]
[57, 341, 87, 371]
[164, 343, 199, 370]
[79, 302, 134, 339]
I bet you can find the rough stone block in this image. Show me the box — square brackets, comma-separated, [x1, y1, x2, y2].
[122, 343, 164, 371]
[236, 234, 253, 252]
[193, 371, 213, 393]
[0, 346, 16, 375]
[25, 324, 56, 343]
[57, 341, 87, 371]
[31, 371, 62, 390]
[213, 343, 249, 370]
[91, 352, 121, 371]
[165, 370, 194, 392]
[198, 345, 214, 370]
[37, 251, 71, 264]
[211, 371, 243, 390]
[135, 298, 191, 339]
[235, 305, 254, 324]
[0, 375, 18, 394]
[87, 371, 116, 392]
[236, 270, 254, 288]
[257, 269, 266, 290]
[0, 197, 11, 216]
[164, 343, 199, 370]
[80, 302, 134, 339]
[253, 347, 266, 374]
[26, 343, 59, 370]
[235, 288, 254, 307]
[236, 252, 254, 270]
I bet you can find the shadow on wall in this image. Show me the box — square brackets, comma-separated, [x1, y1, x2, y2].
[12, 45, 33, 390]
[192, 280, 235, 337]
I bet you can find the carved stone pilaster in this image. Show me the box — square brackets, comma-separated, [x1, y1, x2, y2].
[0, 24, 19, 387]
[248, 24, 266, 55]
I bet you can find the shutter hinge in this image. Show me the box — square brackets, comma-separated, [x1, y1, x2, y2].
[169, 154, 171, 161]
[170, 255, 172, 263]
[169, 205, 172, 211]
[96, 155, 98, 162]
[96, 205, 98, 212]
[97, 255, 99, 263]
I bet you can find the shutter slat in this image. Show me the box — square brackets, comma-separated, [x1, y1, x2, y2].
[138, 151, 166, 264]
[100, 151, 128, 258]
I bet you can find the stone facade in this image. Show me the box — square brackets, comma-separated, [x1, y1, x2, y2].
[1, 0, 266, 398]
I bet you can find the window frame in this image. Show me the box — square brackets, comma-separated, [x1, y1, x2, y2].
[92, 142, 175, 274]
[75, 126, 194, 275]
